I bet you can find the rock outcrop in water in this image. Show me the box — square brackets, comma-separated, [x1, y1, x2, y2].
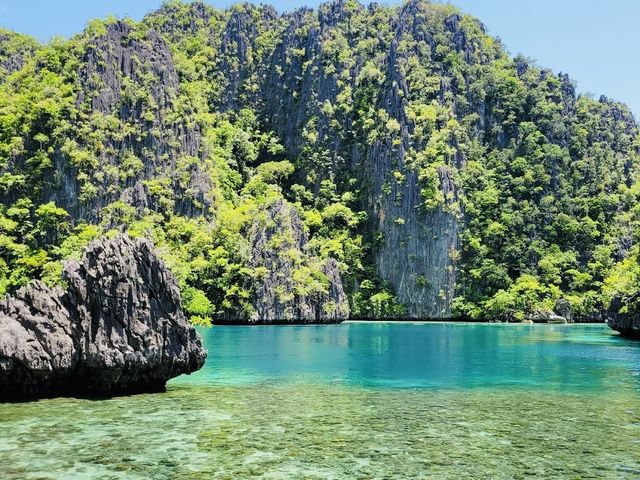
[606, 294, 640, 339]
[219, 199, 350, 323]
[0, 235, 206, 400]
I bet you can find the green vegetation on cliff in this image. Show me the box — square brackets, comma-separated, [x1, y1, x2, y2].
[0, 0, 638, 322]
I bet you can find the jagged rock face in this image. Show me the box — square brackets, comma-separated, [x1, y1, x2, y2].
[0, 235, 206, 400]
[46, 20, 206, 221]
[374, 167, 458, 318]
[230, 199, 349, 323]
[0, 281, 78, 391]
[219, 6, 278, 110]
[149, 1, 216, 37]
[607, 295, 640, 339]
[208, 0, 635, 320]
[553, 299, 574, 323]
[235, 1, 460, 317]
[79, 21, 179, 116]
[367, 14, 461, 317]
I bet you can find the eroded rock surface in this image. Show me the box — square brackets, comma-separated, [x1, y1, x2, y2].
[222, 199, 349, 323]
[607, 294, 640, 339]
[0, 235, 206, 400]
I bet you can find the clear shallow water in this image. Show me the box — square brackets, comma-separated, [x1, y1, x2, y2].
[1, 323, 639, 479]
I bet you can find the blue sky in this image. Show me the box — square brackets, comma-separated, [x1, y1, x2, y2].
[0, 0, 638, 117]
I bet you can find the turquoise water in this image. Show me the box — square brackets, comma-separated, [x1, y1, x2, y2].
[177, 322, 640, 391]
[1, 323, 639, 479]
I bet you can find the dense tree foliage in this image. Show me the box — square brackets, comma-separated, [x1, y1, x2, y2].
[0, 0, 638, 322]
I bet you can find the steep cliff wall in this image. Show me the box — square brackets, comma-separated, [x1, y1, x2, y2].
[72, 21, 206, 220]
[221, 199, 349, 323]
[194, 1, 463, 317]
[0, 20, 208, 223]
[0, 0, 638, 322]
[606, 294, 640, 339]
[0, 30, 38, 80]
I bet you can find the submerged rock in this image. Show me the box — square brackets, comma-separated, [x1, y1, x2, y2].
[0, 235, 206, 401]
[606, 294, 640, 339]
[547, 315, 568, 325]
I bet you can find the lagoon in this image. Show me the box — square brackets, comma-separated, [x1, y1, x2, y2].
[1, 323, 639, 478]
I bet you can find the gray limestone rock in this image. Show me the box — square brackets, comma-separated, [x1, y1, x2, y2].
[530, 311, 567, 324]
[0, 31, 37, 80]
[0, 235, 206, 401]
[44, 20, 205, 222]
[553, 299, 573, 323]
[606, 294, 640, 339]
[222, 199, 349, 323]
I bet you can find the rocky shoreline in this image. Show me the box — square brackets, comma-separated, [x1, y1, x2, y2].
[606, 294, 640, 339]
[211, 317, 606, 325]
[1, 229, 634, 402]
[0, 235, 206, 401]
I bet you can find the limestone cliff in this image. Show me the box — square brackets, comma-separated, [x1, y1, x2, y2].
[0, 0, 638, 322]
[607, 294, 640, 339]
[221, 199, 349, 323]
[0, 30, 38, 80]
[21, 20, 208, 222]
